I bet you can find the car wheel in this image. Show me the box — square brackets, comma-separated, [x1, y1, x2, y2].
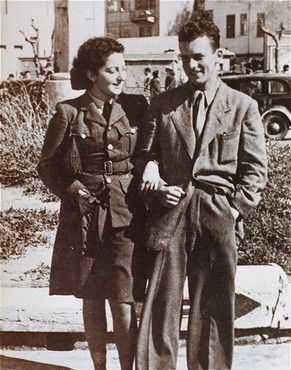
[263, 112, 289, 140]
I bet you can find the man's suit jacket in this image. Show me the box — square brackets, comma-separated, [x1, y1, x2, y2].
[144, 80, 268, 250]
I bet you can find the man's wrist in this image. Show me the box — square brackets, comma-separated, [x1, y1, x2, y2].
[230, 206, 240, 220]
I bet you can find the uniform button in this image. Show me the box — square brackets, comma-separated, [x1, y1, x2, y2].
[108, 127, 112, 131]
[81, 133, 86, 139]
[130, 128, 136, 134]
[107, 144, 113, 150]
[106, 177, 112, 184]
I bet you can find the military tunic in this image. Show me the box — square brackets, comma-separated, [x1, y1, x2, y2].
[37, 91, 148, 299]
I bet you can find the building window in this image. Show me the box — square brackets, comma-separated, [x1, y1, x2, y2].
[226, 15, 235, 38]
[139, 26, 153, 37]
[108, 0, 128, 12]
[257, 13, 265, 38]
[0, 45, 7, 49]
[14, 45, 23, 50]
[108, 0, 118, 13]
[120, 0, 127, 11]
[269, 80, 288, 93]
[121, 27, 131, 37]
[136, 0, 156, 11]
[240, 14, 247, 36]
[241, 81, 262, 96]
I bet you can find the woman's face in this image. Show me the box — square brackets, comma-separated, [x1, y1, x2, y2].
[87, 52, 126, 100]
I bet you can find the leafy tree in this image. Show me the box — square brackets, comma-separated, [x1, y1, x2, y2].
[167, 4, 192, 36]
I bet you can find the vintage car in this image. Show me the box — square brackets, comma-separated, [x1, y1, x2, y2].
[222, 73, 291, 139]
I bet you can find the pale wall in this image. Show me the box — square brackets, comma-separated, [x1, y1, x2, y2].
[1, 0, 54, 79]
[1, 0, 105, 80]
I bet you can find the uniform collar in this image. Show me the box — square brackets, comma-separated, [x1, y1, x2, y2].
[88, 92, 114, 110]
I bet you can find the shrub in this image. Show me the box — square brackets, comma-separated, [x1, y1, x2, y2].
[0, 83, 53, 186]
[0, 208, 58, 260]
[238, 142, 291, 273]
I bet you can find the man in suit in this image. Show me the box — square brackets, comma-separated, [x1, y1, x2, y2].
[137, 18, 268, 370]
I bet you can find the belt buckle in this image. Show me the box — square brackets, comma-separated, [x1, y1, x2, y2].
[104, 160, 113, 175]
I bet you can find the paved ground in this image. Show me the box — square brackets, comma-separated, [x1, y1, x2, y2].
[1, 339, 291, 370]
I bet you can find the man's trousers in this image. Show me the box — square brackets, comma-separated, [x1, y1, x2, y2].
[136, 186, 237, 370]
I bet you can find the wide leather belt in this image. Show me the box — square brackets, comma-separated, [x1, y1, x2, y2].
[192, 178, 229, 196]
[82, 159, 133, 175]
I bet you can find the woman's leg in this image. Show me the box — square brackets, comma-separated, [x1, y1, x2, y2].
[83, 298, 107, 370]
[109, 300, 137, 370]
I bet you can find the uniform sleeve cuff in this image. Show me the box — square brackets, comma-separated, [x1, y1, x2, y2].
[65, 180, 86, 202]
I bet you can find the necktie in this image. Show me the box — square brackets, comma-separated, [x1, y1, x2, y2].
[192, 92, 206, 138]
[102, 101, 112, 124]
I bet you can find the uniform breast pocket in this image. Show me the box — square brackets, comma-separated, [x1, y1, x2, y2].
[115, 124, 138, 154]
[218, 131, 239, 164]
[118, 175, 132, 194]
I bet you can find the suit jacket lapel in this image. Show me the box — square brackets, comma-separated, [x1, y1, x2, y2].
[168, 82, 195, 158]
[199, 81, 232, 153]
[171, 102, 196, 158]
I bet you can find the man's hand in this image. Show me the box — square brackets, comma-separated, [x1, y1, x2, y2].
[139, 161, 160, 193]
[156, 185, 185, 208]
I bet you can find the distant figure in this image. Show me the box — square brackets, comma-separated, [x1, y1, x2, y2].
[165, 67, 176, 90]
[24, 71, 31, 79]
[39, 70, 47, 82]
[143, 67, 152, 101]
[282, 64, 289, 73]
[45, 71, 53, 81]
[7, 73, 15, 82]
[150, 70, 161, 98]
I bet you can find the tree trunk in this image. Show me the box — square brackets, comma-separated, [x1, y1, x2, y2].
[193, 0, 205, 13]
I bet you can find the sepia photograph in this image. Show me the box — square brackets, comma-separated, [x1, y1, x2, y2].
[1, 0, 290, 369]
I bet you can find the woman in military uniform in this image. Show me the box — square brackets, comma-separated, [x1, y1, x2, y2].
[37, 37, 149, 370]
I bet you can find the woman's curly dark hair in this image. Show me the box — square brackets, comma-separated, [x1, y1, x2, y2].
[178, 18, 220, 51]
[70, 37, 124, 90]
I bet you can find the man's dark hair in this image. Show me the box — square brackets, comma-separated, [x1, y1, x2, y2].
[70, 37, 124, 90]
[152, 70, 159, 78]
[144, 67, 151, 73]
[178, 18, 220, 50]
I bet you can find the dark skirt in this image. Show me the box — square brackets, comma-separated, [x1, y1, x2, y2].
[75, 213, 149, 302]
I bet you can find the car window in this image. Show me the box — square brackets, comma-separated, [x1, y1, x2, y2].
[240, 80, 262, 96]
[269, 80, 289, 93]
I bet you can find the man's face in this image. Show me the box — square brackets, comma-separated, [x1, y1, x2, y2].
[179, 36, 218, 89]
[88, 52, 126, 100]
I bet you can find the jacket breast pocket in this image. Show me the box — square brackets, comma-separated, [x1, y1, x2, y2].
[115, 123, 138, 155]
[118, 175, 132, 194]
[218, 131, 239, 164]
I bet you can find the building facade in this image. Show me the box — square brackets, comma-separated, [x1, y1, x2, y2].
[1, 0, 105, 80]
[106, 0, 159, 38]
[204, 0, 291, 66]
[1, 0, 290, 80]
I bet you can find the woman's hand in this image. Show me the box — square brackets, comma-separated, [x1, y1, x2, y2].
[139, 161, 160, 194]
[156, 185, 185, 208]
[76, 189, 97, 216]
